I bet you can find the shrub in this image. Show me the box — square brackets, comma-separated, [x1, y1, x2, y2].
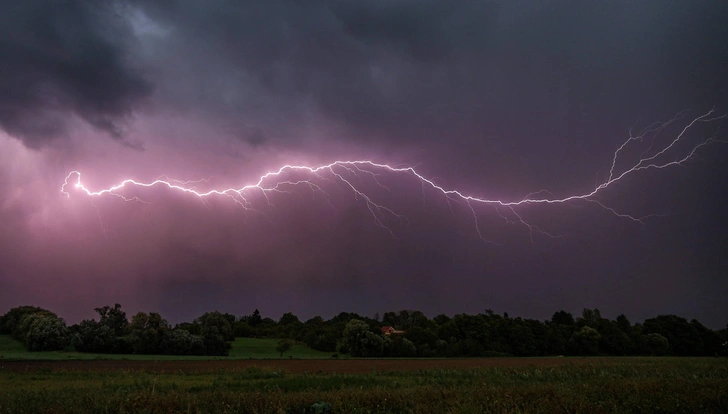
[22, 313, 70, 351]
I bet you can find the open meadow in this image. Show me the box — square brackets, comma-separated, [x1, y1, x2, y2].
[1, 356, 726, 413]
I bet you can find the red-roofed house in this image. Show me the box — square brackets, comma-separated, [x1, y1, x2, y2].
[381, 326, 405, 335]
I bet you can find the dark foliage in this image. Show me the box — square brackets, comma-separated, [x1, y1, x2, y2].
[0, 306, 69, 351]
[4, 305, 726, 357]
[21, 313, 71, 351]
[0, 306, 51, 337]
[276, 339, 293, 357]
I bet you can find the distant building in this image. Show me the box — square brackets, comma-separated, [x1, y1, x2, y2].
[381, 326, 405, 335]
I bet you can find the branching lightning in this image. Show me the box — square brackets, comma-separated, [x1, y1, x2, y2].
[62, 109, 726, 242]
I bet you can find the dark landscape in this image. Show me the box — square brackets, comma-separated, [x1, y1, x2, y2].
[1, 305, 727, 412]
[1, 357, 726, 413]
[2, 1, 728, 412]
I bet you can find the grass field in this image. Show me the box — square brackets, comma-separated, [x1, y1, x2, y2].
[0, 335, 336, 361]
[229, 338, 336, 359]
[0, 358, 726, 413]
[3, 336, 727, 412]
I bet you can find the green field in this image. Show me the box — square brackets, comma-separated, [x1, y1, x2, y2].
[229, 338, 337, 359]
[0, 358, 726, 413]
[0, 335, 336, 361]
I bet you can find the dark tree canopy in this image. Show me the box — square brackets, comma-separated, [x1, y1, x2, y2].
[3, 305, 726, 357]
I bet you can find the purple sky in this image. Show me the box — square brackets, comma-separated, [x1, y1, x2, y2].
[1, 1, 727, 328]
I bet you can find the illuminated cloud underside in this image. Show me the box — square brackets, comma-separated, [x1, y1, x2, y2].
[63, 109, 725, 243]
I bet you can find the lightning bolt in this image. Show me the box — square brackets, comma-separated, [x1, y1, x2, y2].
[62, 109, 726, 242]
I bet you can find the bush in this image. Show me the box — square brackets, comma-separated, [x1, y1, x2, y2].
[22, 313, 70, 351]
[389, 337, 417, 357]
[0, 308, 71, 352]
[161, 329, 206, 355]
[0, 306, 53, 337]
[342, 319, 390, 357]
[71, 320, 116, 353]
[568, 326, 601, 355]
[304, 329, 339, 352]
[195, 312, 234, 341]
[644, 333, 671, 356]
[128, 312, 170, 354]
[201, 325, 231, 356]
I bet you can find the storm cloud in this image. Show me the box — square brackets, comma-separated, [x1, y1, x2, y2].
[1, 1, 727, 327]
[0, 1, 152, 148]
[130, 1, 728, 150]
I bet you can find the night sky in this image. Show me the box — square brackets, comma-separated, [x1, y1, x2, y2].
[1, 1, 727, 328]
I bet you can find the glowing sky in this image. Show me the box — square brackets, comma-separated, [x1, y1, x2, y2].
[1, 1, 727, 327]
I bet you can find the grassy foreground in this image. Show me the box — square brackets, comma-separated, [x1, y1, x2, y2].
[0, 358, 726, 413]
[0, 335, 335, 360]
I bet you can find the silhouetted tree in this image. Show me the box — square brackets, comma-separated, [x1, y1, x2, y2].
[161, 329, 205, 355]
[578, 308, 602, 328]
[551, 310, 576, 326]
[719, 325, 728, 356]
[643, 333, 670, 356]
[72, 320, 117, 353]
[0, 306, 51, 337]
[432, 314, 451, 326]
[644, 315, 704, 356]
[405, 326, 438, 355]
[569, 326, 601, 355]
[545, 323, 571, 355]
[232, 320, 252, 337]
[246, 309, 263, 327]
[191, 311, 233, 355]
[389, 336, 417, 357]
[690, 319, 722, 356]
[22, 313, 70, 351]
[276, 339, 293, 357]
[597, 321, 633, 355]
[616, 314, 632, 333]
[129, 312, 170, 354]
[222, 313, 237, 327]
[341, 319, 389, 357]
[279, 312, 300, 326]
[195, 311, 234, 341]
[94, 304, 128, 336]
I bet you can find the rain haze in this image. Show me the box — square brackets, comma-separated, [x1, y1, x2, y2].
[1, 1, 727, 327]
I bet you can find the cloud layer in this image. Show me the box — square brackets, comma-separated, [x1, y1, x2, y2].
[0, 1, 153, 148]
[1, 1, 727, 327]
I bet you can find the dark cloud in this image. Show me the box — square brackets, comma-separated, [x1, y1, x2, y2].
[4, 1, 727, 152]
[129, 1, 728, 149]
[0, 1, 727, 328]
[331, 0, 458, 62]
[0, 0, 153, 148]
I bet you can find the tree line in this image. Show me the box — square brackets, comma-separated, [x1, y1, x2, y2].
[0, 305, 231, 356]
[1, 305, 726, 357]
